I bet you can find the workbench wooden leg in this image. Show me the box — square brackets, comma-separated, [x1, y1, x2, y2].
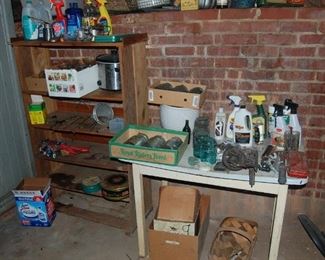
[132, 164, 147, 258]
[269, 185, 288, 260]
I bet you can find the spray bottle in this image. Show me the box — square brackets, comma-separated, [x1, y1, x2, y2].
[284, 99, 292, 125]
[233, 105, 253, 147]
[96, 0, 113, 35]
[83, 0, 98, 28]
[271, 104, 288, 150]
[226, 95, 242, 141]
[248, 95, 267, 144]
[287, 101, 302, 149]
[50, 0, 66, 39]
[214, 107, 226, 143]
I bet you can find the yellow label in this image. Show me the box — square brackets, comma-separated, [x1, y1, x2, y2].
[29, 110, 46, 125]
[181, 0, 199, 10]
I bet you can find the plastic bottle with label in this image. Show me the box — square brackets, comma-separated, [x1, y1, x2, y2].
[271, 104, 288, 150]
[233, 105, 253, 147]
[268, 105, 275, 137]
[226, 95, 242, 141]
[66, 3, 83, 40]
[214, 107, 226, 143]
[22, 0, 39, 40]
[35, 0, 52, 40]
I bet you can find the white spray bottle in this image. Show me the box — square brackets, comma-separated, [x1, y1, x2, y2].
[271, 104, 288, 150]
[226, 95, 242, 140]
[287, 101, 302, 148]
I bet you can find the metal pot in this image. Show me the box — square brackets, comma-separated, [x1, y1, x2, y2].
[96, 50, 121, 91]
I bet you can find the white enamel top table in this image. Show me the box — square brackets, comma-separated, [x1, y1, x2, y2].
[125, 146, 308, 260]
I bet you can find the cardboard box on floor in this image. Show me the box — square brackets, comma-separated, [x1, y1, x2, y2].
[12, 177, 56, 227]
[154, 186, 200, 236]
[147, 81, 206, 109]
[149, 195, 210, 260]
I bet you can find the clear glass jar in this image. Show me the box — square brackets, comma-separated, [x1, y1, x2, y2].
[193, 116, 210, 158]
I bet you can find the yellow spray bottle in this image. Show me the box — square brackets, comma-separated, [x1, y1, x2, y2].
[96, 0, 112, 35]
[248, 95, 267, 144]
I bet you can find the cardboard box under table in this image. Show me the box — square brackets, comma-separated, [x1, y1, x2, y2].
[12, 177, 56, 227]
[148, 81, 206, 109]
[154, 186, 200, 236]
[149, 195, 210, 260]
[109, 125, 188, 165]
[44, 64, 98, 98]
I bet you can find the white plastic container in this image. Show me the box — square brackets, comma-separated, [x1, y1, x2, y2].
[22, 0, 39, 40]
[160, 105, 199, 131]
[233, 105, 253, 147]
[268, 105, 275, 136]
[226, 96, 242, 140]
[214, 107, 226, 143]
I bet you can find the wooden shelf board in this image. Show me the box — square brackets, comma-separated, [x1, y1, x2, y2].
[38, 141, 129, 172]
[11, 34, 148, 48]
[23, 88, 123, 102]
[54, 191, 130, 229]
[33, 111, 115, 137]
[50, 164, 130, 203]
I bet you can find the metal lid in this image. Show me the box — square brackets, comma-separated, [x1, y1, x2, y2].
[96, 50, 119, 63]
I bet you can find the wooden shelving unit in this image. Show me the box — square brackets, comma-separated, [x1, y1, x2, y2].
[11, 34, 152, 234]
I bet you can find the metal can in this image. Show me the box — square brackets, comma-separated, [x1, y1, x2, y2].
[125, 133, 149, 146]
[146, 135, 166, 148]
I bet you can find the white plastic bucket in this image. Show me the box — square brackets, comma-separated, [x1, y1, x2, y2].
[160, 105, 199, 131]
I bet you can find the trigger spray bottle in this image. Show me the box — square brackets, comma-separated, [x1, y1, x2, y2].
[248, 95, 267, 144]
[96, 0, 113, 35]
[226, 95, 242, 140]
[50, 0, 66, 39]
[271, 104, 288, 150]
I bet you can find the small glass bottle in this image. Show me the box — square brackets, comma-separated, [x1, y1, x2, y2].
[182, 120, 191, 144]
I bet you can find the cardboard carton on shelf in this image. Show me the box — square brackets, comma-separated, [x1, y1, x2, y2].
[44, 64, 99, 98]
[148, 81, 206, 109]
[109, 124, 189, 166]
[12, 177, 56, 227]
[154, 186, 200, 236]
[149, 194, 210, 260]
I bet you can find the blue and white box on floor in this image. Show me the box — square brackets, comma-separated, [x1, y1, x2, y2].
[12, 177, 56, 227]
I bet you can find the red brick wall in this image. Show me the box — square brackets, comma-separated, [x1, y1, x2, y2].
[112, 8, 325, 199]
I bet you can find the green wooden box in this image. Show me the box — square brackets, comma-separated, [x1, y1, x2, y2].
[109, 125, 189, 165]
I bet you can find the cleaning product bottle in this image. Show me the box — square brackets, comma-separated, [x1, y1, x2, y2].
[96, 0, 113, 35]
[50, 0, 66, 39]
[22, 0, 39, 40]
[226, 95, 242, 141]
[284, 99, 292, 126]
[65, 2, 83, 40]
[35, 0, 52, 40]
[268, 105, 275, 137]
[287, 101, 302, 148]
[83, 0, 97, 29]
[214, 107, 226, 143]
[233, 105, 253, 147]
[248, 95, 267, 144]
[272, 104, 288, 150]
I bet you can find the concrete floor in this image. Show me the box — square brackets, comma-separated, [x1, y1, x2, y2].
[0, 208, 324, 260]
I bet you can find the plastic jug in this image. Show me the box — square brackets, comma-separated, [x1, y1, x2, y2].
[233, 105, 253, 147]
